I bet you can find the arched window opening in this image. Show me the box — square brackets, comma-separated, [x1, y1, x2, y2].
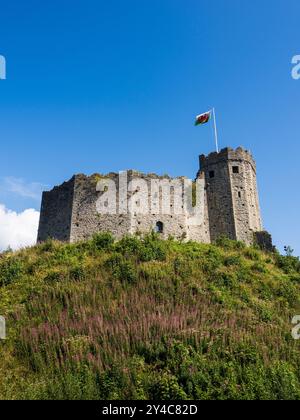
[155, 221, 164, 234]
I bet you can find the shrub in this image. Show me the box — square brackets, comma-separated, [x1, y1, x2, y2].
[52, 243, 84, 264]
[215, 236, 245, 250]
[224, 255, 242, 267]
[115, 236, 141, 256]
[0, 256, 24, 286]
[149, 372, 188, 400]
[92, 232, 114, 251]
[231, 343, 260, 366]
[138, 235, 167, 262]
[38, 239, 56, 253]
[105, 253, 137, 284]
[201, 247, 223, 275]
[275, 281, 298, 305]
[115, 234, 167, 263]
[118, 261, 138, 284]
[173, 257, 192, 279]
[44, 269, 65, 283]
[243, 248, 261, 261]
[214, 270, 238, 290]
[236, 266, 253, 284]
[69, 265, 86, 282]
[275, 254, 300, 274]
[256, 304, 273, 323]
[252, 262, 268, 274]
[289, 274, 300, 283]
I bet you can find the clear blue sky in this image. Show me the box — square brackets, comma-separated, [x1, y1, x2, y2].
[0, 0, 299, 254]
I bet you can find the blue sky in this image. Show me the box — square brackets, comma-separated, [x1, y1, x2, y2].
[0, 0, 299, 254]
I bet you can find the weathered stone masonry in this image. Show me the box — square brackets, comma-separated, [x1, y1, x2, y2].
[199, 147, 263, 245]
[37, 147, 272, 248]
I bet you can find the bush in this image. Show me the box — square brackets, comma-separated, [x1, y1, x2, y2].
[149, 372, 188, 400]
[92, 232, 114, 251]
[44, 269, 65, 283]
[214, 270, 238, 290]
[224, 255, 242, 267]
[138, 235, 167, 262]
[0, 256, 24, 286]
[173, 257, 192, 279]
[252, 262, 268, 274]
[105, 253, 138, 284]
[69, 265, 86, 282]
[38, 239, 56, 253]
[275, 281, 298, 305]
[115, 236, 141, 256]
[215, 236, 246, 250]
[244, 248, 261, 261]
[275, 254, 300, 274]
[201, 247, 223, 275]
[115, 234, 167, 263]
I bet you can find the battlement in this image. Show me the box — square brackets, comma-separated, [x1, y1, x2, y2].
[200, 147, 256, 172]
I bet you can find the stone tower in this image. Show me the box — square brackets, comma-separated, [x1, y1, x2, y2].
[199, 147, 263, 245]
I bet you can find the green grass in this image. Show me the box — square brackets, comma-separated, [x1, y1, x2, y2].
[0, 233, 300, 400]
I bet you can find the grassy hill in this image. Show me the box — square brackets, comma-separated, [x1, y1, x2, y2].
[0, 233, 300, 400]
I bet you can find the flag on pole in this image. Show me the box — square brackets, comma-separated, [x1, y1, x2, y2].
[194, 108, 219, 152]
[194, 110, 211, 126]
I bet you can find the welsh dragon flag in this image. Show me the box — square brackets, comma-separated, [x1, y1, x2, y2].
[195, 110, 211, 126]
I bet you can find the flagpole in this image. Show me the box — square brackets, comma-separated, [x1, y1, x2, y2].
[212, 108, 219, 153]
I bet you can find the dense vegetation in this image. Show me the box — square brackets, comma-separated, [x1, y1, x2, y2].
[0, 233, 300, 400]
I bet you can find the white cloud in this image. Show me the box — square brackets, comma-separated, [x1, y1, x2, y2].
[1, 177, 46, 200]
[0, 204, 40, 251]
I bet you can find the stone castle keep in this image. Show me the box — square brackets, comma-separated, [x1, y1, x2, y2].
[37, 147, 272, 248]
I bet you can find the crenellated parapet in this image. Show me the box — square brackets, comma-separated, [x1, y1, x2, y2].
[200, 147, 256, 173]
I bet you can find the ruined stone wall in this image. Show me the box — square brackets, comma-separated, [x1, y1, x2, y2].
[70, 171, 209, 243]
[186, 173, 210, 243]
[127, 173, 188, 240]
[70, 173, 132, 242]
[37, 177, 75, 242]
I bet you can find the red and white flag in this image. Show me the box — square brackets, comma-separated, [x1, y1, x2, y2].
[194, 110, 211, 126]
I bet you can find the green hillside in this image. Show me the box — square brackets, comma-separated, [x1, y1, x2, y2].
[0, 233, 300, 400]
